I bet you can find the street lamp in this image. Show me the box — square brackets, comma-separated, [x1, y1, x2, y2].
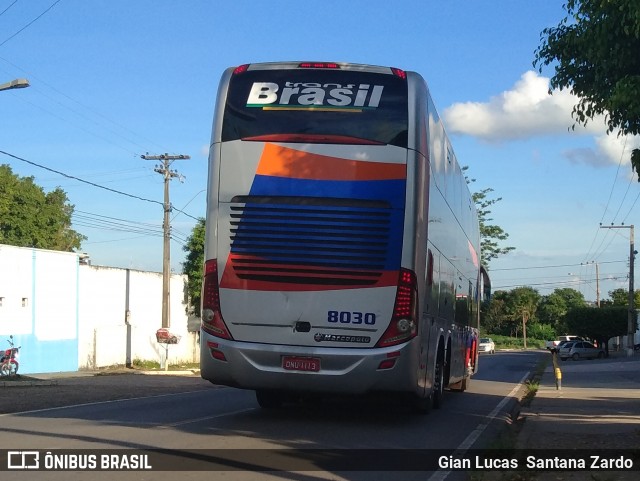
[0, 78, 30, 92]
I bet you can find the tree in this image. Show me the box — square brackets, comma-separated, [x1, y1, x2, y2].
[538, 288, 587, 333]
[509, 287, 540, 348]
[565, 306, 634, 354]
[0, 164, 85, 251]
[463, 167, 515, 265]
[483, 287, 541, 339]
[606, 288, 640, 307]
[182, 217, 205, 317]
[534, 0, 640, 177]
[482, 291, 510, 335]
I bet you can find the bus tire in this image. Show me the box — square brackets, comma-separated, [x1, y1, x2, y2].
[410, 393, 432, 415]
[255, 390, 285, 409]
[432, 355, 445, 409]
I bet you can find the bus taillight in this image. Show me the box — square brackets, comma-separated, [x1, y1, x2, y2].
[298, 62, 340, 69]
[391, 68, 407, 79]
[376, 268, 418, 348]
[201, 259, 233, 340]
[233, 64, 249, 75]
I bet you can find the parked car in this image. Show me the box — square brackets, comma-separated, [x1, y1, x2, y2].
[545, 335, 582, 351]
[557, 338, 581, 350]
[559, 340, 604, 361]
[478, 337, 495, 354]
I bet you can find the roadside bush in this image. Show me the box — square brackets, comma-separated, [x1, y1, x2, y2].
[526, 323, 556, 341]
[484, 334, 545, 350]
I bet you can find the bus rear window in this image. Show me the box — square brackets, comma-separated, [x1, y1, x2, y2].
[222, 69, 408, 147]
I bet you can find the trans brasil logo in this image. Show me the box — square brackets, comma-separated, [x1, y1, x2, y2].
[246, 81, 385, 110]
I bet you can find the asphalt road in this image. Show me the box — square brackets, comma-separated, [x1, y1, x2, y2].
[0, 350, 544, 481]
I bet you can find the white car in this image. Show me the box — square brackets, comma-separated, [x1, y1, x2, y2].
[479, 337, 496, 354]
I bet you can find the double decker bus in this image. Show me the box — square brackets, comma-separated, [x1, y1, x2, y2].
[200, 61, 490, 412]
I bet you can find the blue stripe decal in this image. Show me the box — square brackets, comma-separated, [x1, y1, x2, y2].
[248, 176, 406, 209]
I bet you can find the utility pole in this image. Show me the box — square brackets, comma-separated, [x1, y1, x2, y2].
[600, 224, 636, 356]
[141, 153, 189, 329]
[596, 261, 600, 308]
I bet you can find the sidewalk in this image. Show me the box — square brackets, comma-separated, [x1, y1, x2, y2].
[0, 368, 200, 387]
[517, 349, 640, 451]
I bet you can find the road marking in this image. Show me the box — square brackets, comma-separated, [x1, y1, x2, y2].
[0, 389, 213, 417]
[158, 407, 257, 428]
[428, 372, 530, 481]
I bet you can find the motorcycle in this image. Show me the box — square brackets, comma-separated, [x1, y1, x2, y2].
[0, 335, 20, 376]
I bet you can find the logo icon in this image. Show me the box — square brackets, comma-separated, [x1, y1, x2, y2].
[314, 333, 370, 343]
[7, 451, 40, 470]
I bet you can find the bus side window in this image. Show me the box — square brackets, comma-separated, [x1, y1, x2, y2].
[454, 279, 471, 326]
[439, 260, 454, 320]
[425, 249, 439, 316]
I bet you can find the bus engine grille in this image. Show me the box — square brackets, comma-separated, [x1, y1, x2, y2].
[228, 196, 395, 286]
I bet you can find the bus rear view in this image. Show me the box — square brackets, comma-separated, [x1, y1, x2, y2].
[201, 62, 480, 412]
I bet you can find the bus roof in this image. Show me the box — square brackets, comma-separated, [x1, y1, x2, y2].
[237, 61, 403, 76]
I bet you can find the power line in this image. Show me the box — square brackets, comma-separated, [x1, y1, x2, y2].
[72, 212, 162, 237]
[0, 1, 19, 18]
[622, 188, 640, 224]
[610, 170, 636, 223]
[1, 150, 201, 244]
[583, 136, 632, 264]
[82, 234, 155, 245]
[0, 0, 62, 47]
[599, 137, 626, 226]
[489, 260, 624, 272]
[72, 210, 194, 246]
[0, 149, 163, 207]
[494, 275, 628, 291]
[0, 53, 169, 155]
[11, 92, 147, 156]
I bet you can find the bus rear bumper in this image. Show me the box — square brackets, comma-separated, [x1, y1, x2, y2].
[200, 331, 420, 395]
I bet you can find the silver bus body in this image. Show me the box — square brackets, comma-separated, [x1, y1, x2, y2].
[201, 62, 485, 410]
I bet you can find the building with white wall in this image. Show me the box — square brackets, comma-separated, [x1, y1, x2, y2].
[0, 244, 198, 374]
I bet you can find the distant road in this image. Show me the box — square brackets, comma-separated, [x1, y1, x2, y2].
[0, 350, 544, 481]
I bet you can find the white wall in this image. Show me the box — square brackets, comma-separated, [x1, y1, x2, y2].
[1, 244, 199, 373]
[78, 265, 198, 369]
[0, 245, 35, 336]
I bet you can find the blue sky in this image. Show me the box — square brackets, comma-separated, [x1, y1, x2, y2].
[1, 0, 638, 304]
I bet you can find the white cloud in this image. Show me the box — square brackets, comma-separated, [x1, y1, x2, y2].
[443, 70, 640, 167]
[596, 134, 640, 166]
[564, 132, 640, 169]
[443, 71, 581, 140]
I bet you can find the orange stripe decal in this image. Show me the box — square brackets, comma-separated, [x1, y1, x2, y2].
[256, 143, 405, 181]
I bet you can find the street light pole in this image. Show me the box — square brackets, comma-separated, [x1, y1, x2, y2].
[0, 78, 29, 92]
[596, 261, 600, 308]
[581, 261, 600, 307]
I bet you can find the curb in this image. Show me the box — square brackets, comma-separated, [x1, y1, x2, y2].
[0, 369, 201, 387]
[141, 370, 200, 376]
[0, 378, 59, 387]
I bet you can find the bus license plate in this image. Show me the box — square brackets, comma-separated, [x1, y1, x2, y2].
[282, 356, 320, 372]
